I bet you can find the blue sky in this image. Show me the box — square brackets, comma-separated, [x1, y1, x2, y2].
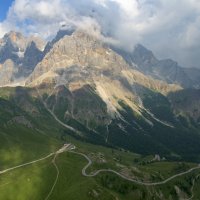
[0, 0, 14, 21]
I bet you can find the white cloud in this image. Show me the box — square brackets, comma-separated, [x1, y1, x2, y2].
[0, 21, 11, 38]
[1, 0, 200, 68]
[0, 23, 6, 38]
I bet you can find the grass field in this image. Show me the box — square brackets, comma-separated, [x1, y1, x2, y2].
[1, 148, 200, 200]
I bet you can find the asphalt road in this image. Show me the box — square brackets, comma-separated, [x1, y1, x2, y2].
[70, 151, 200, 186]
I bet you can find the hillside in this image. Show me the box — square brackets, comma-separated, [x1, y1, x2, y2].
[0, 86, 200, 200]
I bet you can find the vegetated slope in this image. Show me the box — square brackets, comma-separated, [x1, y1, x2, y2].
[0, 142, 200, 200]
[0, 84, 200, 200]
[0, 87, 62, 170]
[23, 30, 200, 162]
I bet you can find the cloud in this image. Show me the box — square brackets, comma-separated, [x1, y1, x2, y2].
[0, 23, 6, 37]
[1, 0, 200, 68]
[0, 21, 11, 38]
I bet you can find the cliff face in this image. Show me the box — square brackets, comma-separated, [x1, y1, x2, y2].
[0, 59, 17, 86]
[27, 31, 126, 83]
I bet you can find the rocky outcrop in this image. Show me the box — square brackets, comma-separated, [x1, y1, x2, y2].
[0, 59, 17, 86]
[27, 31, 127, 84]
[0, 31, 45, 86]
[43, 27, 74, 55]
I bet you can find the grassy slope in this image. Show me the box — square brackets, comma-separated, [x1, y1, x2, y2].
[0, 86, 64, 169]
[0, 149, 200, 200]
[0, 87, 200, 199]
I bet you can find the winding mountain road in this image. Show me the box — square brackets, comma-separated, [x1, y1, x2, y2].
[1, 145, 200, 196]
[70, 151, 200, 186]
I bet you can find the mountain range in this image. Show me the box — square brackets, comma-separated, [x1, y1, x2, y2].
[1, 27, 200, 200]
[1, 29, 200, 89]
[0, 28, 200, 162]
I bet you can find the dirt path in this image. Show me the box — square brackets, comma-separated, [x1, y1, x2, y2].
[44, 154, 60, 200]
[43, 144, 74, 200]
[0, 153, 54, 175]
[0, 144, 72, 200]
[0, 144, 70, 176]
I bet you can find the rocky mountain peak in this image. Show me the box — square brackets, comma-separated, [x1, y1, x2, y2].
[0, 31, 28, 52]
[134, 44, 155, 58]
[114, 43, 200, 89]
[27, 30, 128, 85]
[131, 44, 158, 69]
[55, 28, 74, 41]
[0, 31, 45, 53]
[22, 41, 43, 72]
[0, 31, 45, 86]
[43, 27, 74, 55]
[3, 31, 24, 43]
[28, 36, 46, 51]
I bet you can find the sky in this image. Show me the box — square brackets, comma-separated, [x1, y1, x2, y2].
[0, 0, 13, 21]
[0, 0, 200, 68]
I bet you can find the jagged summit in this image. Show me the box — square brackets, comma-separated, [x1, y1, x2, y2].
[114, 43, 200, 89]
[0, 31, 46, 86]
[132, 44, 158, 67]
[43, 26, 75, 55]
[1, 28, 200, 89]
[27, 30, 127, 85]
[0, 31, 45, 52]
[1, 31, 24, 44]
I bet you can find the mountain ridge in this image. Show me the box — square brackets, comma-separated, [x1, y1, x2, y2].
[112, 44, 200, 89]
[1, 29, 200, 89]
